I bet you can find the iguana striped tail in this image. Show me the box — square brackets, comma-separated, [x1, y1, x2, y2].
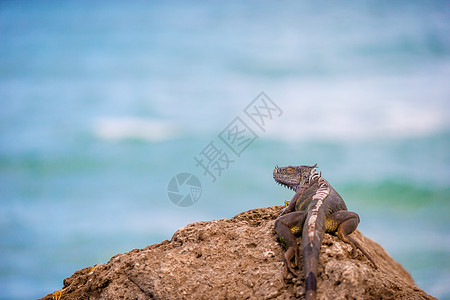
[301, 177, 329, 300]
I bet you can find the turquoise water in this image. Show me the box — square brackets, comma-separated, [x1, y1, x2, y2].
[1, 1, 449, 299]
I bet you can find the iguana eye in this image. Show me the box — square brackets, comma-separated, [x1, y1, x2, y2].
[287, 168, 293, 173]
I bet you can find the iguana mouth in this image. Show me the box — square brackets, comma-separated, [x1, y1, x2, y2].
[275, 180, 296, 191]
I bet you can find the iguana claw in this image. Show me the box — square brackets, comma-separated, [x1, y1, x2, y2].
[283, 246, 300, 279]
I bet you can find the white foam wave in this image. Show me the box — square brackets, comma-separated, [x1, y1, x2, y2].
[265, 103, 447, 141]
[93, 117, 179, 142]
[262, 75, 450, 141]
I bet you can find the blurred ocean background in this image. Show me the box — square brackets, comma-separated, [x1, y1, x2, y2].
[1, 1, 449, 299]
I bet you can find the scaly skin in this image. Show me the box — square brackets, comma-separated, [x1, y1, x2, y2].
[273, 164, 377, 300]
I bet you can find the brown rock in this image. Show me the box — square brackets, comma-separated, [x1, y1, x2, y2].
[40, 206, 436, 300]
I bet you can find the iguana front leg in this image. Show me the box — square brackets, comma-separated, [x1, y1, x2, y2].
[327, 210, 378, 268]
[274, 211, 307, 278]
[279, 189, 303, 217]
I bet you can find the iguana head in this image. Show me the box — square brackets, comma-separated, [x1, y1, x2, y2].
[273, 164, 318, 192]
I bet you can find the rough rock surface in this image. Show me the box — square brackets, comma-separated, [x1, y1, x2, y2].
[41, 206, 435, 300]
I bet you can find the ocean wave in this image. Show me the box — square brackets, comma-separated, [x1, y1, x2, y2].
[93, 117, 180, 142]
[261, 78, 450, 141]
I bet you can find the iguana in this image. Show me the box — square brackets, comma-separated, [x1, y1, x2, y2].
[273, 164, 377, 300]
